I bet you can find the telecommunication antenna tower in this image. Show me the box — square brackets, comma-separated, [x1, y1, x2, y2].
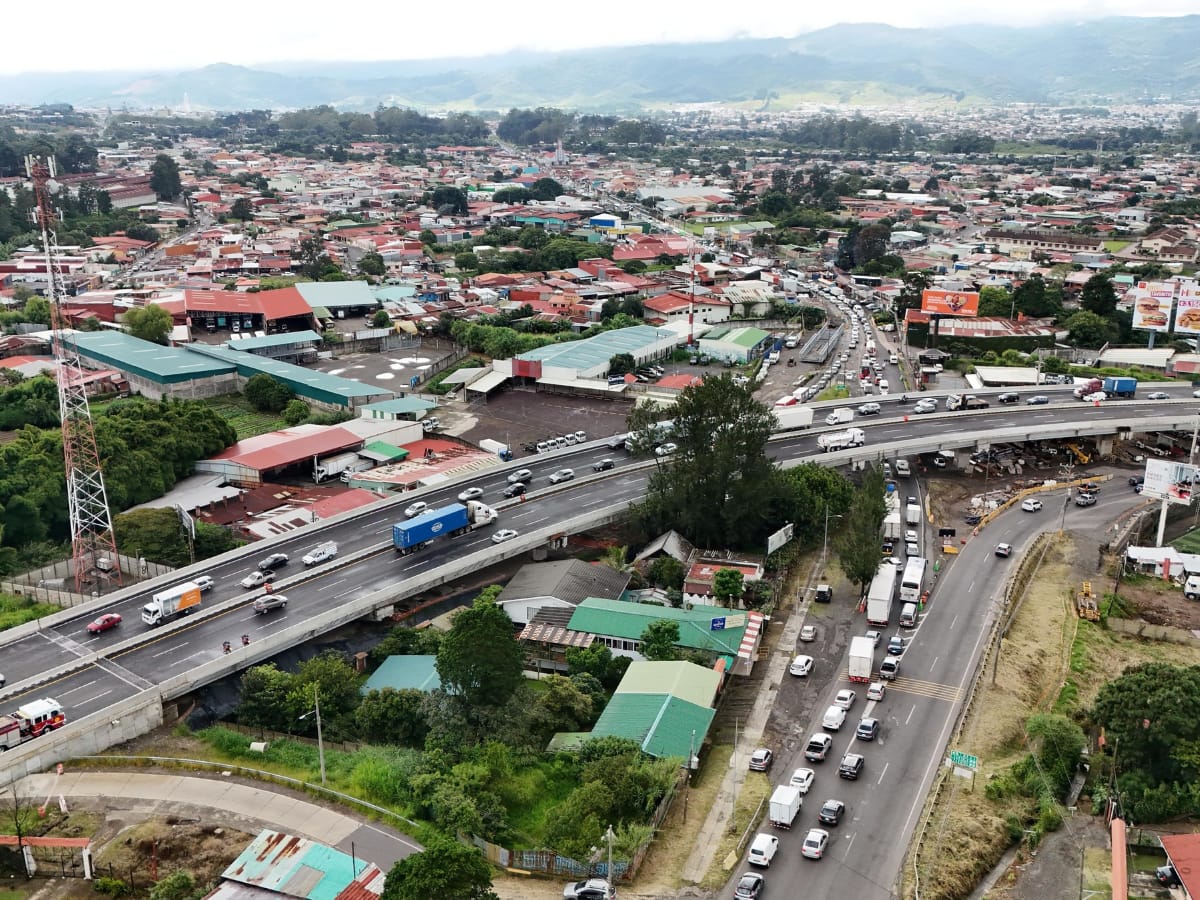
[26, 155, 121, 592]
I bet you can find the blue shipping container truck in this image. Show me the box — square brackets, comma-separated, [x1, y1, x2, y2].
[1102, 376, 1137, 398]
[391, 501, 497, 553]
[393, 504, 470, 551]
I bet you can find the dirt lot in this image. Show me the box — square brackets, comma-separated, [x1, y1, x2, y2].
[1117, 573, 1200, 630]
[18, 812, 251, 900]
[441, 388, 635, 454]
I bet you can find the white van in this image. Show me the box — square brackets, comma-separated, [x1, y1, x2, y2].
[748, 833, 779, 867]
[899, 602, 919, 627]
[895, 458, 912, 478]
[889, 352, 899, 364]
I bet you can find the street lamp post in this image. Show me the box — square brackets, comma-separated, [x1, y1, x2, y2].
[298, 685, 327, 786]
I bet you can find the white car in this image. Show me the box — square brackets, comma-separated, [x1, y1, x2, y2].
[904, 530, 918, 543]
[789, 767, 816, 794]
[913, 400, 938, 414]
[822, 704, 847, 731]
[1021, 498, 1043, 512]
[491, 529, 519, 544]
[404, 501, 428, 518]
[866, 681, 887, 702]
[508, 468, 533, 484]
[857, 402, 881, 415]
[193, 575, 215, 592]
[548, 468, 575, 484]
[1083, 391, 1107, 402]
[789, 654, 814, 677]
[655, 442, 678, 457]
[799, 624, 817, 642]
[1193, 389, 1200, 399]
[865, 630, 881, 647]
[801, 828, 830, 860]
[833, 689, 857, 710]
[457, 487, 484, 501]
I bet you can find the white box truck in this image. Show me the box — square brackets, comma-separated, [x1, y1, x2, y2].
[773, 407, 814, 431]
[848, 635, 876, 682]
[817, 428, 866, 452]
[825, 408, 855, 426]
[905, 502, 922, 526]
[142, 581, 202, 626]
[769, 785, 802, 828]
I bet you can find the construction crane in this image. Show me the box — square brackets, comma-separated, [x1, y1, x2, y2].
[26, 155, 121, 592]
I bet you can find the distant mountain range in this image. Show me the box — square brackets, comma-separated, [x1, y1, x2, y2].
[2, 16, 1198, 113]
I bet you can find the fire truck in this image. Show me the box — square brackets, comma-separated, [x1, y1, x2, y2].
[0, 698, 65, 750]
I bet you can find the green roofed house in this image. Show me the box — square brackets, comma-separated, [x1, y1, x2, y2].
[361, 655, 442, 694]
[697, 326, 771, 364]
[587, 660, 720, 760]
[566, 597, 749, 662]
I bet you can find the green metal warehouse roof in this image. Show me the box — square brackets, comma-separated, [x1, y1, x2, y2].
[616, 660, 721, 708]
[516, 325, 677, 372]
[567, 598, 747, 655]
[361, 655, 442, 694]
[702, 326, 770, 349]
[589, 692, 714, 759]
[71, 332, 236, 384]
[223, 330, 323, 350]
[294, 281, 379, 309]
[362, 397, 437, 415]
[188, 343, 389, 405]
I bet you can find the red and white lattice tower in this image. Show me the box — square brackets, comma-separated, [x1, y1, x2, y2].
[26, 155, 121, 592]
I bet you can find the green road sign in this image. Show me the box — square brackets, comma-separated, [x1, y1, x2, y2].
[949, 750, 979, 770]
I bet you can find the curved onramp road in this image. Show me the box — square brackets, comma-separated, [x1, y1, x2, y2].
[19, 770, 421, 871]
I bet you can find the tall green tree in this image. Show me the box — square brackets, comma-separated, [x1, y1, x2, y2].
[712, 568, 745, 606]
[355, 688, 429, 746]
[244, 374, 295, 413]
[639, 619, 680, 661]
[835, 464, 888, 597]
[1080, 273, 1118, 318]
[629, 374, 778, 549]
[381, 837, 497, 900]
[123, 303, 173, 344]
[1065, 310, 1118, 348]
[430, 186, 468, 215]
[359, 252, 386, 277]
[149, 154, 182, 201]
[436, 590, 524, 711]
[22, 295, 52, 325]
[229, 197, 255, 221]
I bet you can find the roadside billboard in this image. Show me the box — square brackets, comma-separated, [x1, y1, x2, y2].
[921, 289, 979, 317]
[1130, 281, 1174, 332]
[1176, 280, 1200, 334]
[1142, 458, 1200, 504]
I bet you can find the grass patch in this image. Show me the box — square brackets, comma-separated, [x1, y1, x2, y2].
[0, 890, 26, 900]
[1082, 847, 1112, 897]
[201, 395, 287, 439]
[700, 755, 772, 889]
[1171, 527, 1200, 555]
[1103, 240, 1132, 254]
[815, 384, 851, 402]
[503, 756, 578, 839]
[0, 592, 59, 632]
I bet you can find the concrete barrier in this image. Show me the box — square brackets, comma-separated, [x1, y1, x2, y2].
[0, 691, 163, 781]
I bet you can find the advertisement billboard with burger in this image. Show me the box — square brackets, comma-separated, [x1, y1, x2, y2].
[1130, 281, 1174, 332]
[921, 289, 979, 317]
[1176, 279, 1200, 335]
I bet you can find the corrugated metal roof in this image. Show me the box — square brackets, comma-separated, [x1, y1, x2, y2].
[71, 331, 236, 384]
[497, 560, 631, 608]
[222, 830, 371, 900]
[295, 281, 377, 309]
[589, 692, 715, 759]
[207, 425, 362, 471]
[616, 660, 721, 708]
[518, 621, 595, 648]
[466, 369, 508, 393]
[224, 330, 323, 350]
[516, 324, 677, 371]
[189, 344, 390, 404]
[362, 655, 442, 694]
[566, 598, 747, 654]
[361, 397, 436, 414]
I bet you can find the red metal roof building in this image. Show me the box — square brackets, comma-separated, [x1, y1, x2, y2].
[194, 425, 363, 486]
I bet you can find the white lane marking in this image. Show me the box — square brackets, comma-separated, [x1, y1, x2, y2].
[76, 690, 113, 707]
[930, 656, 939, 672]
[326, 579, 346, 589]
[843, 832, 857, 856]
[950, 614, 959, 630]
[876, 762, 889, 785]
[967, 580, 976, 593]
[152, 642, 189, 658]
[905, 704, 916, 725]
[57, 679, 98, 697]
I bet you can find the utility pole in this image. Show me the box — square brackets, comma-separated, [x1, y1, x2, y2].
[298, 685, 327, 785]
[605, 824, 615, 898]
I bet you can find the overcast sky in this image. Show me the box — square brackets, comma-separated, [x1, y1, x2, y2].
[6, 1, 1195, 75]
